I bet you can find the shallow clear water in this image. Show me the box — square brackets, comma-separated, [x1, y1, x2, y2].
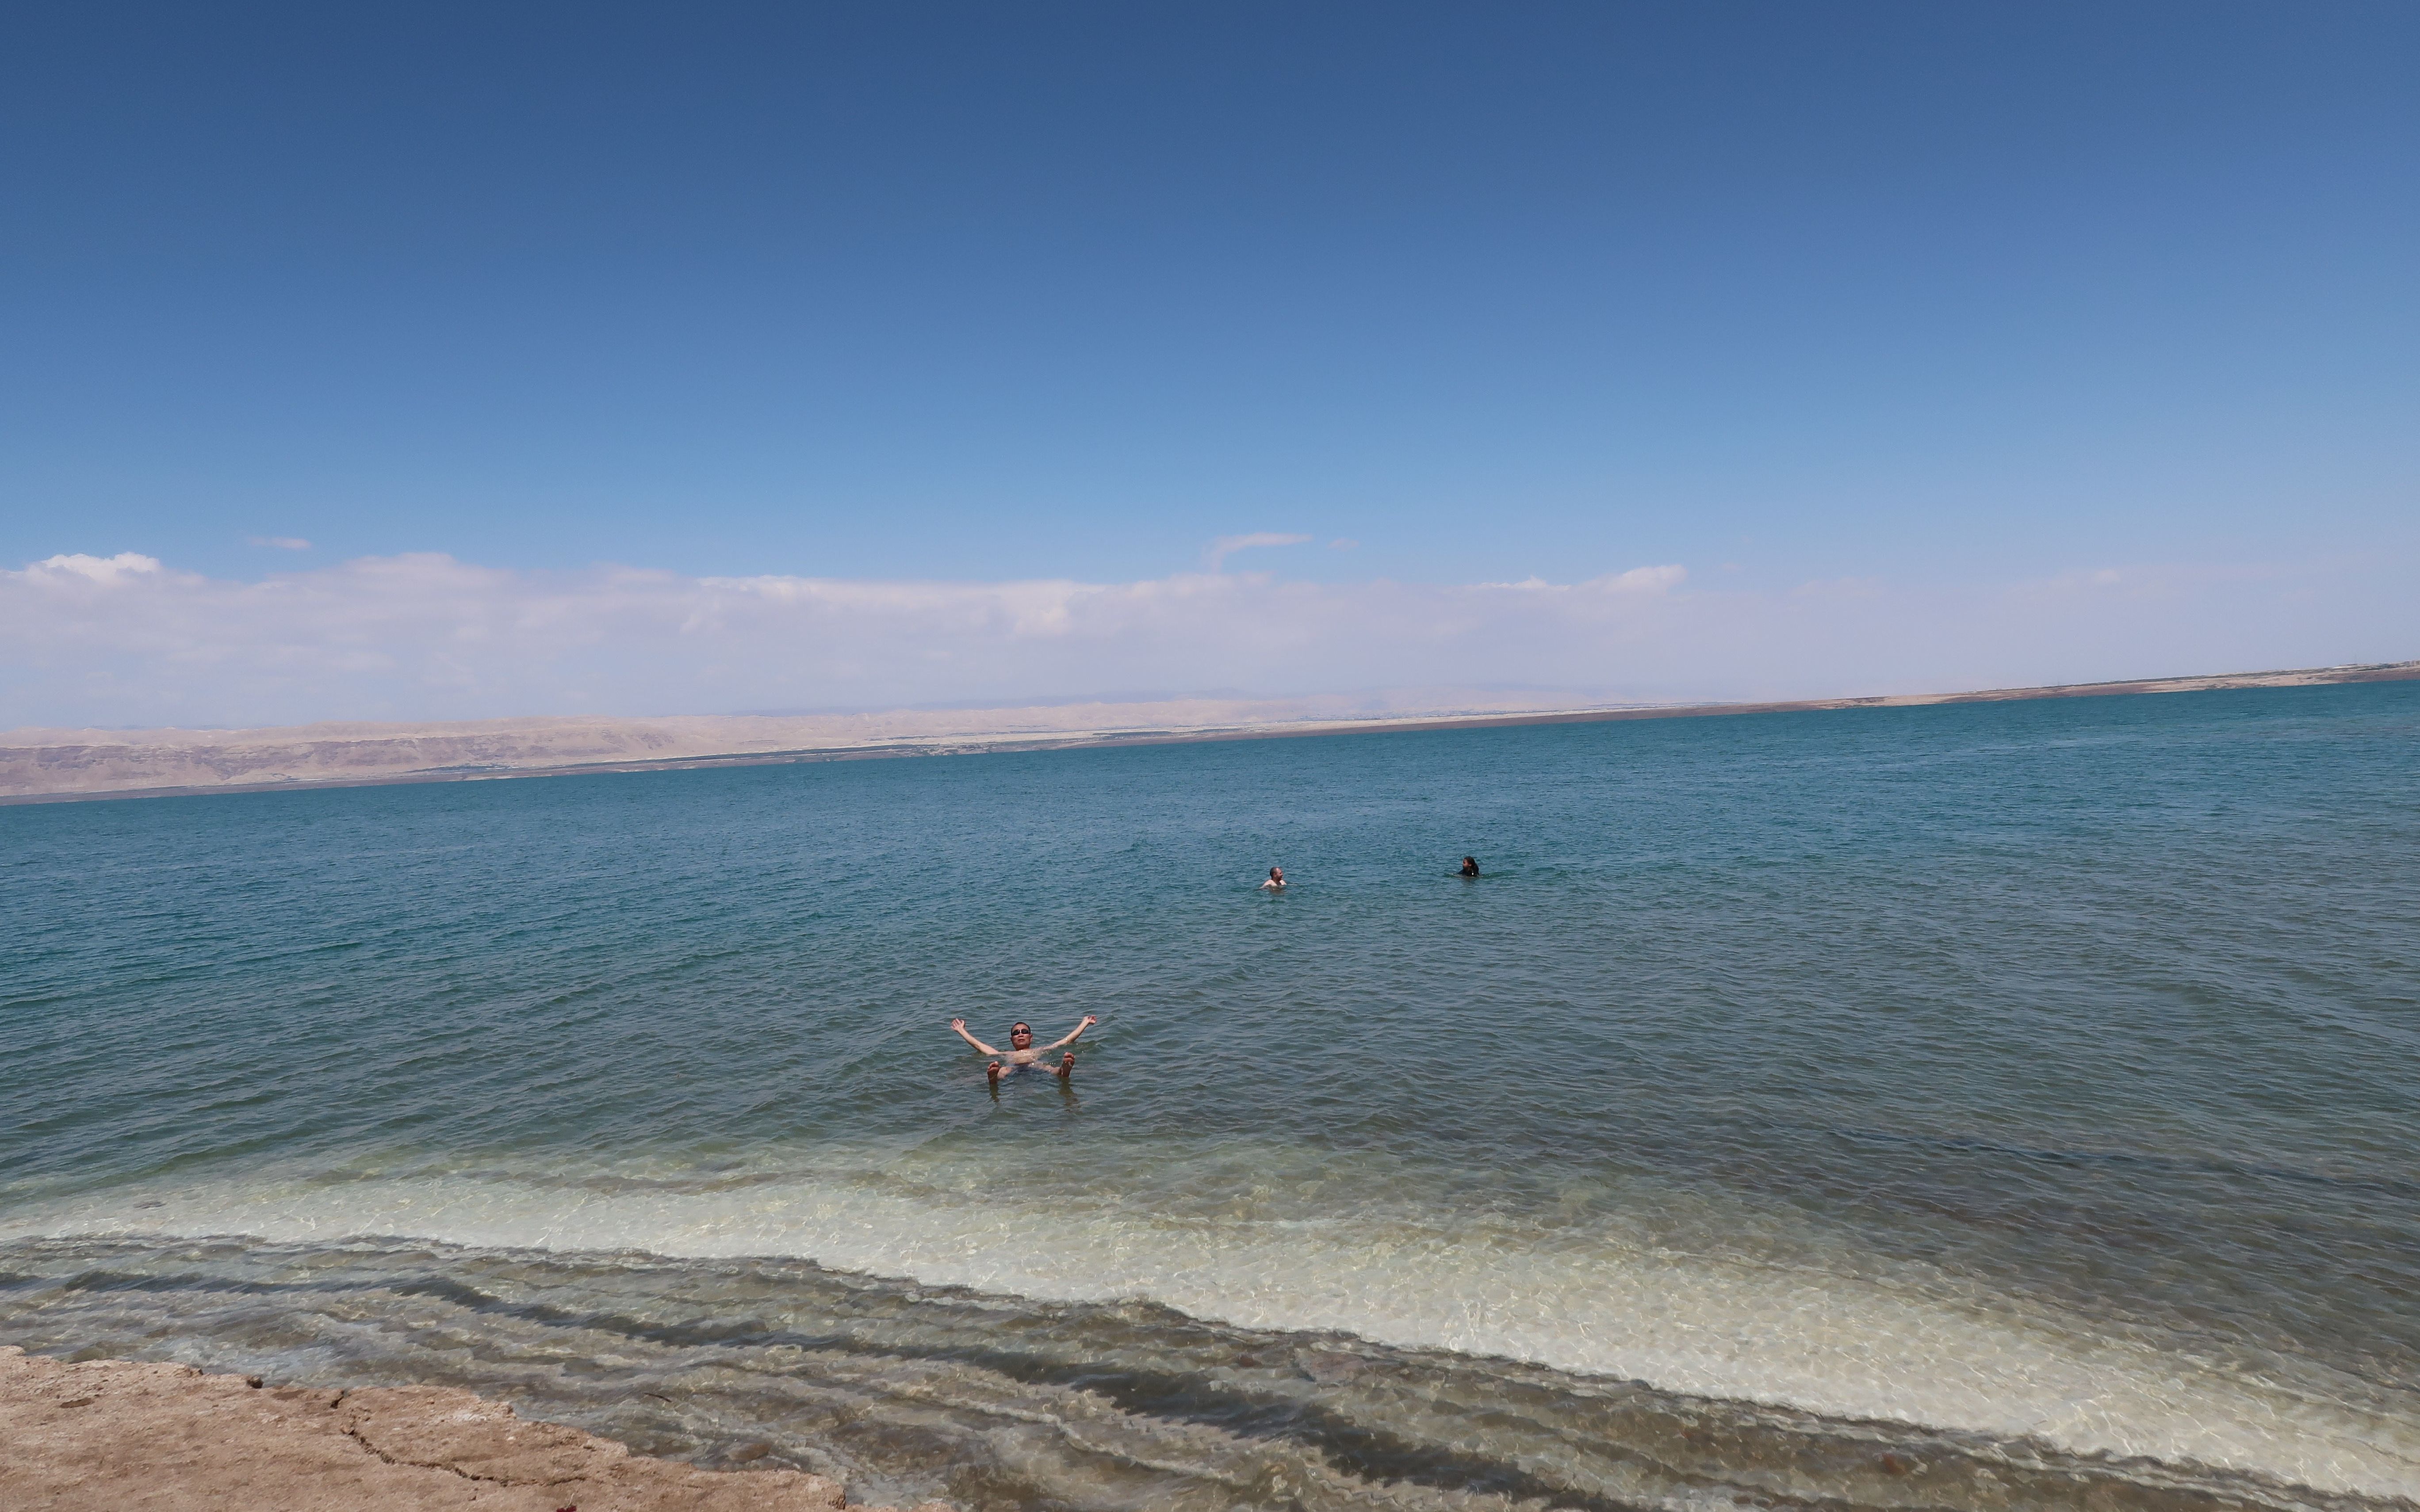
[4, 683, 2417, 1511]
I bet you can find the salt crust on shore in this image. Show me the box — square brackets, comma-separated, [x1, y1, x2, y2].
[0, 1346, 950, 1512]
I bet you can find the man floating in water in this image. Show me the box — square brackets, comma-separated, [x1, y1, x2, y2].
[952, 1014, 1095, 1085]
[1260, 865, 1287, 890]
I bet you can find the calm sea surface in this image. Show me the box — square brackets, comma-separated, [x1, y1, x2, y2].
[4, 683, 2417, 1512]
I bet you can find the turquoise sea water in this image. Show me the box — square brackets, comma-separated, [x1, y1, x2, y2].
[4, 682, 2418, 1512]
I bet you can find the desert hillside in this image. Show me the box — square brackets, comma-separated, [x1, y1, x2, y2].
[4, 661, 2412, 802]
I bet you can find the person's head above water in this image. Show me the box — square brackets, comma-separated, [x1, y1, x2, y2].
[950, 1013, 1092, 1081]
[1460, 855, 1480, 876]
[1268, 866, 1283, 880]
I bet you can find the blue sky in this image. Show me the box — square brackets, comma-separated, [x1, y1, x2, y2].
[3, 3, 2415, 725]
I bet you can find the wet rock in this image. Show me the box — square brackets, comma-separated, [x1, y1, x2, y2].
[1296, 1349, 1367, 1384]
[0, 1345, 943, 1510]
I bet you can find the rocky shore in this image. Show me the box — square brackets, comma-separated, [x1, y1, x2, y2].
[0, 1347, 949, 1512]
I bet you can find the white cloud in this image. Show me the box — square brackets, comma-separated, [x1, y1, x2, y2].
[25, 552, 165, 586]
[1204, 532, 1313, 569]
[1597, 564, 1687, 594]
[0, 549, 2410, 730]
[1474, 565, 1684, 594]
[248, 536, 313, 550]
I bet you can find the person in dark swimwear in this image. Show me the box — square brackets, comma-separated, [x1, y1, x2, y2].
[951, 1014, 1094, 1085]
[1459, 856, 1481, 877]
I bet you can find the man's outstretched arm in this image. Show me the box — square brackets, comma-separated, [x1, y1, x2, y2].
[950, 1018, 1001, 1056]
[1043, 1014, 1098, 1050]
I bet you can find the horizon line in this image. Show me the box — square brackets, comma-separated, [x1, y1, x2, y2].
[4, 658, 2414, 807]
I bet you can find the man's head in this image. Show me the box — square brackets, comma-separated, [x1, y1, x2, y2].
[1010, 1022, 1033, 1048]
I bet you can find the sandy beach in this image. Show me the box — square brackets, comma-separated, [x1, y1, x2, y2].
[1, 1347, 946, 1512]
[5, 659, 2413, 803]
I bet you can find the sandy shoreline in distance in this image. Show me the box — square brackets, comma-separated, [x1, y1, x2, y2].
[3, 659, 2414, 804]
[0, 1346, 946, 1512]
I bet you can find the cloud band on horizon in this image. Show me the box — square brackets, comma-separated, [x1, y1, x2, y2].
[0, 549, 2408, 730]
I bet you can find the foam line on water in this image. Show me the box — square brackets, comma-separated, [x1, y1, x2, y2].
[8, 1160, 2417, 1501]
